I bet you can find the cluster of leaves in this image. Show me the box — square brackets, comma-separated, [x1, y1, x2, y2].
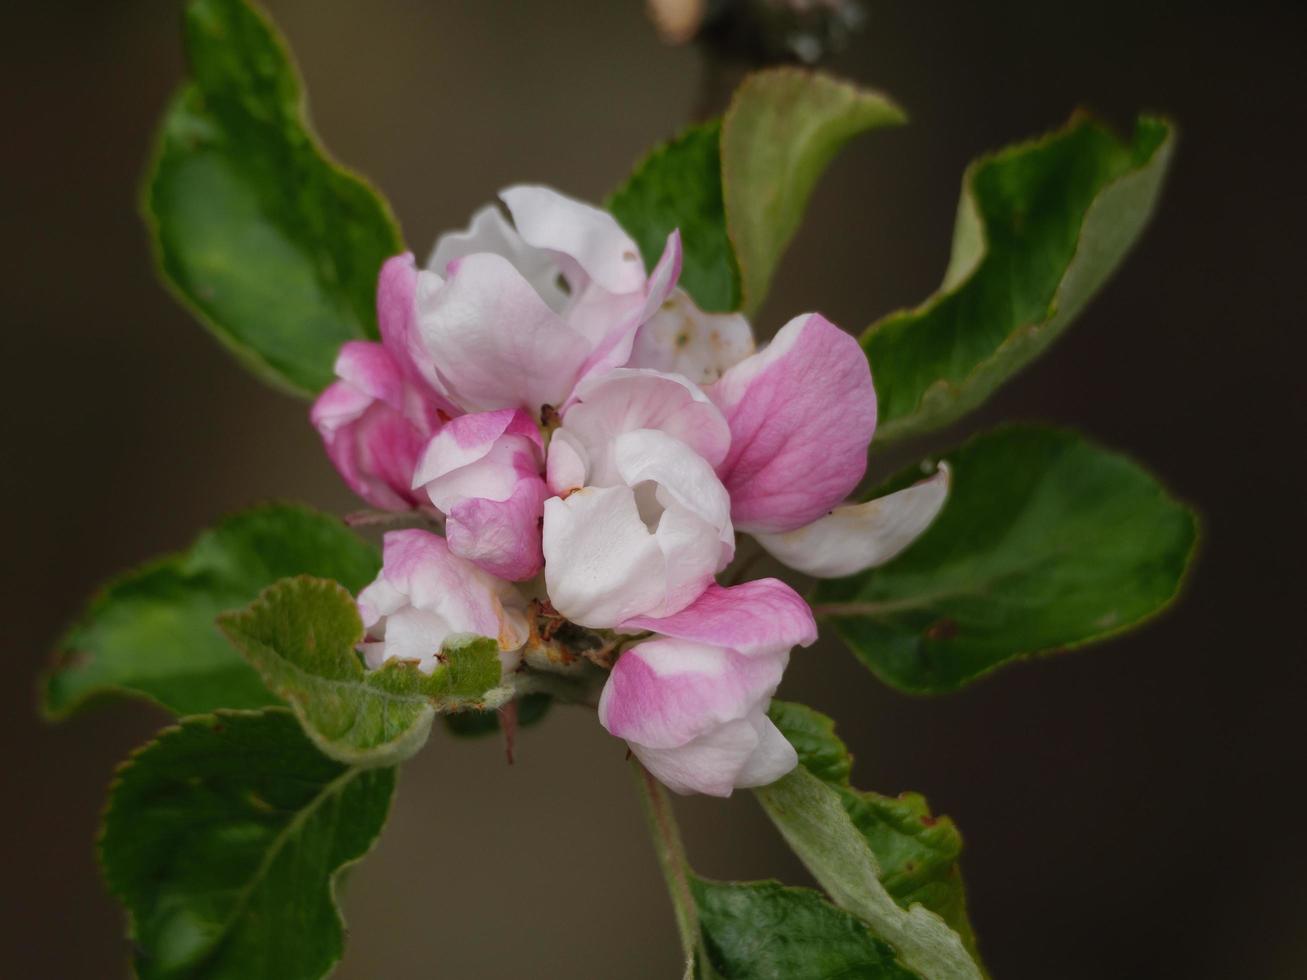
[43, 0, 1197, 977]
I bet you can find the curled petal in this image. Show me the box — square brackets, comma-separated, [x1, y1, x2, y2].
[377, 254, 455, 422]
[426, 204, 568, 311]
[543, 429, 733, 627]
[357, 529, 529, 673]
[542, 485, 667, 627]
[613, 428, 734, 562]
[412, 408, 546, 581]
[598, 640, 785, 749]
[311, 343, 427, 511]
[333, 340, 404, 409]
[446, 476, 548, 581]
[631, 710, 796, 797]
[557, 368, 732, 487]
[412, 408, 542, 498]
[629, 288, 755, 384]
[570, 230, 684, 385]
[756, 464, 951, 578]
[545, 428, 589, 496]
[621, 579, 817, 657]
[709, 313, 877, 534]
[415, 253, 590, 413]
[598, 639, 796, 796]
[500, 184, 646, 296]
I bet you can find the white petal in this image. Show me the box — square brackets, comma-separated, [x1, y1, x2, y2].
[426, 204, 567, 311]
[561, 368, 732, 486]
[542, 486, 667, 628]
[631, 719, 761, 797]
[733, 711, 799, 788]
[615, 428, 734, 559]
[414, 253, 590, 413]
[500, 185, 645, 296]
[545, 428, 590, 495]
[756, 464, 950, 578]
[629, 288, 756, 384]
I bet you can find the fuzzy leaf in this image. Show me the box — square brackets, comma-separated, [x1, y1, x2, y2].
[864, 114, 1174, 445]
[693, 878, 922, 979]
[769, 700, 984, 967]
[756, 767, 982, 979]
[145, 0, 403, 395]
[815, 425, 1198, 692]
[100, 709, 394, 980]
[722, 68, 904, 315]
[219, 576, 504, 767]
[44, 504, 379, 719]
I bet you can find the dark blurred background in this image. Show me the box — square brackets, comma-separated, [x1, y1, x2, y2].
[5, 1, 1304, 977]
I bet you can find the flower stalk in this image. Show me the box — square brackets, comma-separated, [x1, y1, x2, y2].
[633, 760, 702, 980]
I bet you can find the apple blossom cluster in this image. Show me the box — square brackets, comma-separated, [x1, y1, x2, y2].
[312, 186, 949, 795]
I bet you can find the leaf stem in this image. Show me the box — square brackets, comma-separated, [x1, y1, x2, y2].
[633, 761, 700, 980]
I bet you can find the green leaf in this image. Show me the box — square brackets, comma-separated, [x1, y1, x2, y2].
[767, 702, 985, 970]
[444, 691, 552, 737]
[608, 121, 740, 312]
[864, 114, 1174, 445]
[692, 878, 921, 980]
[44, 504, 379, 719]
[100, 709, 394, 980]
[219, 576, 506, 767]
[815, 425, 1198, 692]
[766, 700, 852, 785]
[755, 767, 982, 980]
[722, 68, 905, 316]
[145, 0, 403, 396]
[842, 792, 980, 968]
[608, 69, 901, 315]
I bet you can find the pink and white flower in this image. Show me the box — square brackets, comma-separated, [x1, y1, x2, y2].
[325, 183, 950, 796]
[411, 408, 548, 582]
[357, 529, 530, 676]
[310, 257, 453, 510]
[599, 580, 818, 796]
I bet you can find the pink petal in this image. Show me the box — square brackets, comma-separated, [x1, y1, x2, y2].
[621, 579, 817, 657]
[427, 205, 568, 311]
[571, 230, 684, 386]
[709, 313, 877, 534]
[415, 253, 591, 413]
[598, 639, 786, 750]
[559, 366, 732, 485]
[412, 408, 542, 492]
[332, 340, 405, 409]
[311, 347, 428, 512]
[377, 254, 454, 414]
[446, 475, 548, 581]
[756, 464, 950, 578]
[358, 529, 530, 667]
[632, 709, 796, 797]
